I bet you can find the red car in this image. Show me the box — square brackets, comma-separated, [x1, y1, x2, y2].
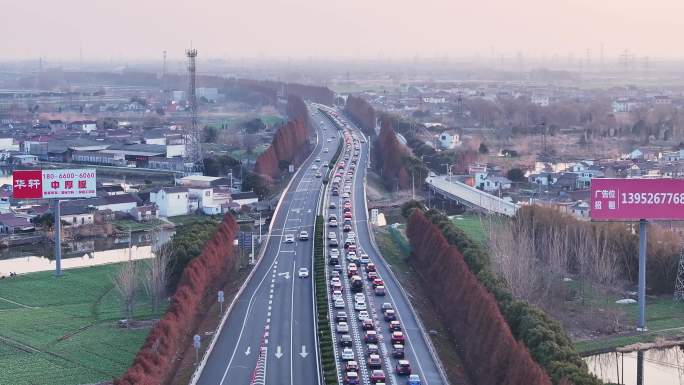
[365, 263, 376, 272]
[395, 360, 412, 375]
[372, 278, 384, 288]
[389, 320, 402, 332]
[370, 370, 386, 383]
[362, 319, 375, 330]
[391, 331, 405, 344]
[364, 330, 378, 343]
[367, 272, 379, 281]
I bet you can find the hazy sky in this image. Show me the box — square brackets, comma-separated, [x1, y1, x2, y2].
[1, 0, 683, 62]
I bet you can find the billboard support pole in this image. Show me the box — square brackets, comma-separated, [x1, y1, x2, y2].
[637, 219, 647, 331]
[54, 199, 62, 277]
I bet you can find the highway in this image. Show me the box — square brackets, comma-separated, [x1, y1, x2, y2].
[195, 107, 339, 385]
[321, 107, 447, 385]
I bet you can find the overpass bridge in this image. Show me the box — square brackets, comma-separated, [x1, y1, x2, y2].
[426, 175, 520, 217]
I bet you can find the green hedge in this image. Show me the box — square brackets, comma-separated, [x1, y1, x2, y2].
[401, 201, 602, 385]
[313, 215, 339, 385]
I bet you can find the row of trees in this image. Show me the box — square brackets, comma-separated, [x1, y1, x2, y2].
[402, 202, 603, 385]
[406, 208, 552, 385]
[115, 214, 239, 385]
[345, 95, 376, 135]
[501, 206, 682, 297]
[374, 119, 412, 190]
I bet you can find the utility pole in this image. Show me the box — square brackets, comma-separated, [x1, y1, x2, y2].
[53, 200, 62, 277]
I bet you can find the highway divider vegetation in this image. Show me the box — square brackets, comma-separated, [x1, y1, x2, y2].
[313, 215, 339, 385]
[114, 213, 239, 385]
[402, 202, 602, 385]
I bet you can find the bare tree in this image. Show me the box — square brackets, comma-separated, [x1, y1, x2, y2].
[113, 260, 140, 320]
[143, 240, 173, 312]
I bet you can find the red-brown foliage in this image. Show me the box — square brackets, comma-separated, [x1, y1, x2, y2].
[285, 83, 335, 106]
[406, 210, 552, 385]
[253, 96, 312, 183]
[345, 95, 376, 135]
[374, 119, 411, 190]
[114, 214, 239, 385]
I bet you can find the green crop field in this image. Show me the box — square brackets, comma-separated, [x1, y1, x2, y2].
[450, 214, 488, 245]
[0, 264, 163, 385]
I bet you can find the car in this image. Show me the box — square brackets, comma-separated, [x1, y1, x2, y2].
[343, 224, 353, 232]
[329, 202, 337, 209]
[345, 360, 359, 372]
[344, 201, 352, 209]
[341, 348, 355, 360]
[328, 232, 337, 239]
[329, 238, 339, 247]
[311, 164, 318, 170]
[334, 298, 345, 308]
[391, 331, 405, 344]
[323, 148, 329, 153]
[354, 301, 367, 311]
[333, 264, 342, 272]
[384, 309, 396, 321]
[331, 270, 341, 278]
[299, 231, 309, 241]
[408, 374, 421, 385]
[374, 285, 386, 296]
[339, 334, 353, 347]
[389, 320, 402, 331]
[344, 371, 359, 385]
[350, 275, 363, 292]
[315, 171, 322, 178]
[331, 282, 343, 293]
[284, 234, 295, 243]
[396, 360, 412, 375]
[392, 344, 405, 358]
[364, 330, 378, 343]
[330, 248, 340, 258]
[336, 311, 348, 323]
[367, 344, 379, 356]
[298, 267, 309, 278]
[342, 192, 350, 198]
[367, 354, 382, 369]
[329, 219, 338, 227]
[367, 272, 379, 281]
[372, 278, 384, 288]
[337, 322, 349, 333]
[332, 290, 343, 301]
[315, 157, 321, 162]
[365, 262, 376, 271]
[327, 138, 332, 142]
[381, 303, 393, 312]
[354, 293, 365, 302]
[359, 254, 371, 264]
[344, 211, 352, 219]
[361, 319, 374, 330]
[370, 370, 386, 383]
[358, 310, 370, 321]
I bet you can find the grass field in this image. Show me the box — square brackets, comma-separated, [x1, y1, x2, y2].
[0, 263, 163, 385]
[113, 218, 166, 232]
[450, 214, 488, 245]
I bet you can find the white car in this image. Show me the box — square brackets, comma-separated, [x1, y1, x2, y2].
[323, 148, 329, 153]
[284, 234, 295, 243]
[315, 157, 321, 162]
[341, 348, 355, 360]
[298, 267, 309, 278]
[299, 231, 309, 241]
[358, 311, 370, 321]
[354, 293, 365, 303]
[337, 322, 349, 333]
[311, 164, 318, 170]
[354, 301, 367, 311]
[327, 138, 332, 142]
[315, 171, 322, 178]
[359, 254, 370, 264]
[332, 290, 343, 301]
[330, 248, 340, 258]
[334, 298, 345, 308]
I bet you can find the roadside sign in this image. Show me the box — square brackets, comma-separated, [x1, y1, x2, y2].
[218, 290, 224, 303]
[591, 178, 684, 221]
[12, 169, 97, 199]
[193, 334, 201, 349]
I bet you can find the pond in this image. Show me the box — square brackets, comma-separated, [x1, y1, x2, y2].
[585, 346, 684, 385]
[0, 229, 174, 276]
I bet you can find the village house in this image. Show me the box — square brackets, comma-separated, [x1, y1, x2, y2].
[150, 186, 189, 217]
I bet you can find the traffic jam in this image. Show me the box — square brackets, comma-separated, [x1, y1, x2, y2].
[324, 121, 421, 385]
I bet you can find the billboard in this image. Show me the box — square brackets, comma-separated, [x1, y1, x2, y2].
[591, 178, 684, 220]
[12, 169, 97, 199]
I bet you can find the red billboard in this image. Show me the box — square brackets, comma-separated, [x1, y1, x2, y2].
[12, 169, 97, 199]
[591, 178, 684, 220]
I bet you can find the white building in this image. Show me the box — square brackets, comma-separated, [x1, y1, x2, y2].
[531, 95, 550, 107]
[166, 144, 186, 158]
[482, 175, 512, 192]
[437, 131, 460, 150]
[422, 97, 446, 104]
[70, 120, 97, 133]
[0, 137, 18, 152]
[150, 187, 189, 217]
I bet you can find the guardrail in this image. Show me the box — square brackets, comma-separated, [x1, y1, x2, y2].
[187, 117, 323, 385]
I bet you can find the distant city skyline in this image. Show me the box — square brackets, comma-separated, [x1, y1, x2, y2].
[2, 0, 684, 61]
